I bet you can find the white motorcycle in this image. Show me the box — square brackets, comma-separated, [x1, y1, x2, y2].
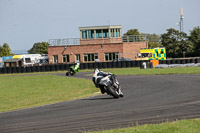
[93, 68, 124, 98]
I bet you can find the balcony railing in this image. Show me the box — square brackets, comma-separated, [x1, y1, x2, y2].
[122, 35, 147, 42]
[49, 35, 147, 46]
[49, 38, 80, 46]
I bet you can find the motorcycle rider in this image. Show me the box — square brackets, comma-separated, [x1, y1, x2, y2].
[70, 62, 80, 74]
[93, 68, 115, 94]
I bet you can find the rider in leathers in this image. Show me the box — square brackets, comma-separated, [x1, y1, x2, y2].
[93, 69, 114, 94]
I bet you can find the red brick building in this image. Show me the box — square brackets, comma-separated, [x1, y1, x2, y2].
[48, 25, 148, 64]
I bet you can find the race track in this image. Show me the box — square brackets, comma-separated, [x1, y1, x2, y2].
[0, 73, 200, 133]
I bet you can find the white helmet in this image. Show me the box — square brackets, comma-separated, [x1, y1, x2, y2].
[94, 68, 100, 73]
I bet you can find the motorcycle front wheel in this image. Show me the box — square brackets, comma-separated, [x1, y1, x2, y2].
[106, 85, 120, 99]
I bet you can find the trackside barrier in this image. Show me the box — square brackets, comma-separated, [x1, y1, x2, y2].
[1, 58, 200, 74]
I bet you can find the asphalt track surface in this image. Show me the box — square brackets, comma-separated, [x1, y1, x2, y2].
[0, 72, 200, 133]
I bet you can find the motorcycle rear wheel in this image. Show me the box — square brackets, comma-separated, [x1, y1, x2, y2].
[66, 72, 70, 76]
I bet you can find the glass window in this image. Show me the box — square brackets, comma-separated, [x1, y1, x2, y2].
[104, 52, 119, 61]
[25, 58, 31, 63]
[96, 30, 102, 38]
[94, 53, 98, 59]
[115, 29, 118, 37]
[75, 54, 80, 62]
[103, 29, 109, 38]
[53, 55, 58, 63]
[118, 29, 121, 37]
[116, 29, 120, 37]
[111, 29, 114, 37]
[84, 54, 88, 62]
[83, 53, 98, 62]
[105, 53, 109, 61]
[88, 30, 94, 39]
[63, 55, 69, 63]
[82, 30, 87, 39]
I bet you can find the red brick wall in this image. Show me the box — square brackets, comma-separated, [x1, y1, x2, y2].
[121, 42, 148, 60]
[48, 43, 123, 64]
[80, 38, 122, 45]
[48, 42, 147, 64]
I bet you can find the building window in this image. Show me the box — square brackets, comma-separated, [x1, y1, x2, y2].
[111, 29, 115, 37]
[82, 30, 87, 39]
[88, 30, 94, 39]
[75, 54, 80, 62]
[53, 55, 58, 63]
[103, 29, 109, 38]
[63, 54, 69, 63]
[84, 53, 98, 62]
[96, 30, 102, 38]
[105, 52, 119, 61]
[116, 29, 120, 37]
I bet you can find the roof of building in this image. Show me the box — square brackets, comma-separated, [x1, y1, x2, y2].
[4, 58, 22, 63]
[12, 55, 23, 59]
[79, 25, 122, 30]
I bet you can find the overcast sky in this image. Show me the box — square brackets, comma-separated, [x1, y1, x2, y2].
[0, 0, 200, 51]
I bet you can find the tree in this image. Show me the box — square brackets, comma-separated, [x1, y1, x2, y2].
[161, 28, 194, 58]
[123, 29, 162, 48]
[123, 29, 140, 36]
[0, 43, 13, 57]
[189, 26, 200, 56]
[142, 33, 162, 48]
[28, 42, 49, 54]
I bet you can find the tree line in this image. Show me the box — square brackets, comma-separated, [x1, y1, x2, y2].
[0, 42, 49, 57]
[1, 26, 200, 58]
[123, 26, 200, 58]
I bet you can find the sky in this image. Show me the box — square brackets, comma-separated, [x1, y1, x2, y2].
[0, 0, 200, 51]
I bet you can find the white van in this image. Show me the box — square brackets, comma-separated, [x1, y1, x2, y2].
[22, 54, 41, 66]
[0, 57, 3, 68]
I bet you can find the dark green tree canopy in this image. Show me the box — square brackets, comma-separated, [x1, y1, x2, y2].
[123, 29, 140, 36]
[161, 28, 194, 58]
[0, 43, 13, 57]
[189, 26, 200, 56]
[28, 42, 49, 54]
[142, 33, 162, 48]
[123, 29, 162, 48]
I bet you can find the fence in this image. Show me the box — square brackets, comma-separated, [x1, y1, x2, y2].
[0, 58, 200, 74]
[0, 60, 148, 74]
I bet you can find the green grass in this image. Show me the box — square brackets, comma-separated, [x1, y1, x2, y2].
[97, 67, 200, 75]
[89, 119, 200, 133]
[0, 67, 199, 112]
[0, 75, 98, 112]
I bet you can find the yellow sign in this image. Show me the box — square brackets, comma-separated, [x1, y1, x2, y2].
[12, 55, 23, 59]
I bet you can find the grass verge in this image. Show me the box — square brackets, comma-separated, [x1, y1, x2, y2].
[89, 119, 200, 133]
[0, 75, 98, 112]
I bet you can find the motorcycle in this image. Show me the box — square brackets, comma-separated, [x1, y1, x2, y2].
[66, 68, 76, 76]
[93, 68, 124, 98]
[66, 63, 80, 76]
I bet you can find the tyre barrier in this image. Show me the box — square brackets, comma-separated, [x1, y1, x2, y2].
[121, 61, 126, 68]
[88, 63, 93, 69]
[0, 58, 200, 74]
[107, 62, 112, 68]
[102, 62, 107, 68]
[97, 62, 102, 69]
[83, 63, 88, 69]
